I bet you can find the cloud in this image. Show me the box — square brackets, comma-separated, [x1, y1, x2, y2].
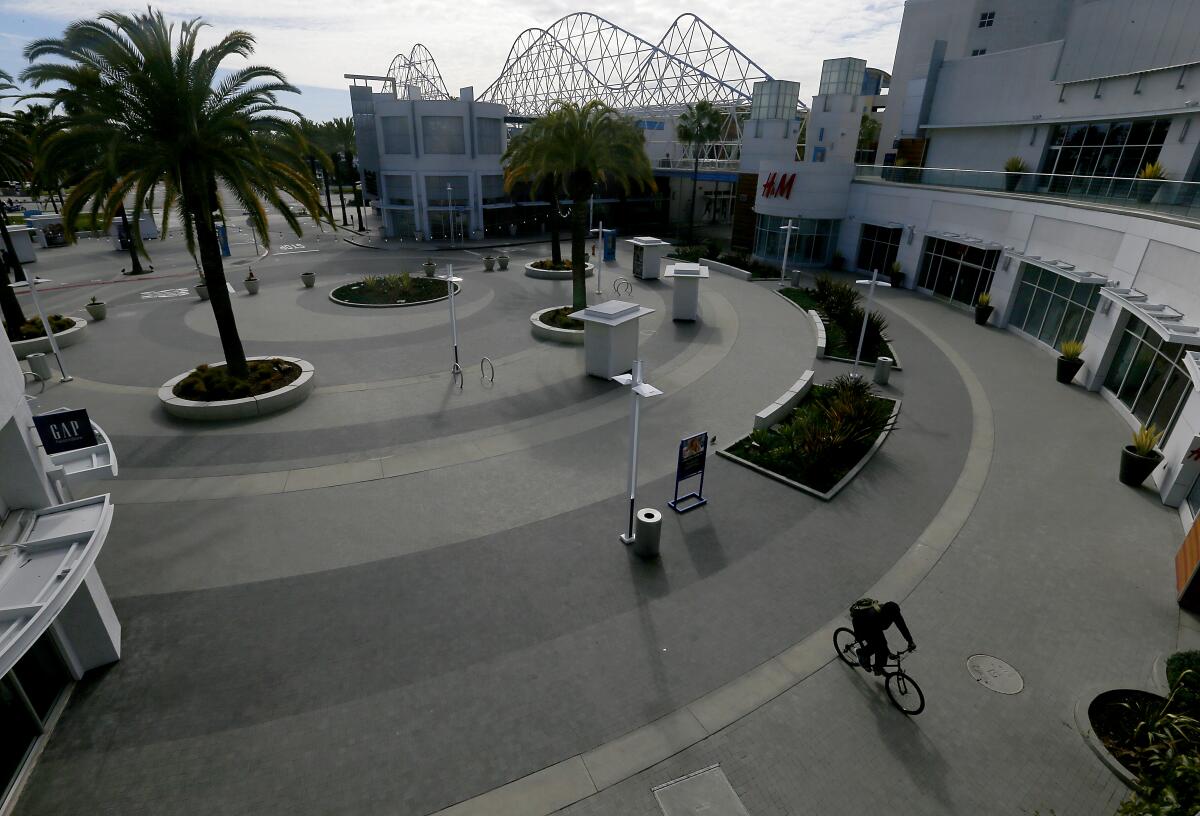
[0, 0, 903, 115]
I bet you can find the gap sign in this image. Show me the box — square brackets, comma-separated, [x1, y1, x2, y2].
[33, 409, 97, 455]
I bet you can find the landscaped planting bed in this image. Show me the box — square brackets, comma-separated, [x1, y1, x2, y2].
[721, 375, 898, 498]
[782, 276, 895, 362]
[4, 313, 73, 341]
[173, 358, 301, 401]
[331, 273, 456, 307]
[538, 306, 584, 331]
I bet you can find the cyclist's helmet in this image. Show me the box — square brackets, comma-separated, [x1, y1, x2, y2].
[851, 597, 880, 613]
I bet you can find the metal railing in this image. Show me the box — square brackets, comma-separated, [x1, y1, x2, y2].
[854, 165, 1200, 222]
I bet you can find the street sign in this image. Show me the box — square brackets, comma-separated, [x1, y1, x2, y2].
[33, 408, 97, 455]
[669, 431, 709, 513]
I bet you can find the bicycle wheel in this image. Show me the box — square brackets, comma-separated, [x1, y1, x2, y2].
[885, 671, 926, 715]
[833, 627, 861, 667]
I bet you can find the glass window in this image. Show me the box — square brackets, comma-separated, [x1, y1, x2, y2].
[1010, 263, 1101, 352]
[384, 175, 413, 206]
[380, 116, 411, 155]
[481, 174, 507, 204]
[421, 116, 465, 154]
[916, 237, 999, 306]
[424, 175, 468, 206]
[477, 117, 502, 155]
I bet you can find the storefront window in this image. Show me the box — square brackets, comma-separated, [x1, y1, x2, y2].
[1039, 117, 1171, 198]
[916, 237, 999, 307]
[1, 633, 72, 803]
[752, 215, 837, 267]
[1007, 263, 1101, 351]
[855, 223, 901, 274]
[1103, 315, 1193, 436]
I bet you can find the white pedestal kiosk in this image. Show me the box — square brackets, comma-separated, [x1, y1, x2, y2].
[626, 236, 672, 280]
[663, 262, 709, 321]
[570, 300, 655, 379]
[7, 227, 38, 264]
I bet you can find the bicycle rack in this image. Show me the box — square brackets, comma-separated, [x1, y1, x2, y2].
[613, 277, 633, 297]
[22, 370, 45, 395]
[451, 362, 464, 390]
[480, 357, 495, 384]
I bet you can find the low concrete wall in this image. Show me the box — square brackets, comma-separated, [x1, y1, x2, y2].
[530, 307, 585, 345]
[808, 310, 827, 359]
[159, 356, 315, 421]
[10, 318, 88, 360]
[754, 369, 815, 430]
[524, 261, 594, 280]
[700, 257, 752, 282]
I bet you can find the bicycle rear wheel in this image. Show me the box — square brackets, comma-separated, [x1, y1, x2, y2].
[885, 671, 925, 715]
[833, 627, 860, 667]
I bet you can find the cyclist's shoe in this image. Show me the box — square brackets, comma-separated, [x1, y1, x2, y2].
[856, 647, 870, 670]
[873, 665, 886, 676]
[906, 642, 917, 652]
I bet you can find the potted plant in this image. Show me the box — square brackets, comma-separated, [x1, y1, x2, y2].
[422, 258, 436, 278]
[1056, 340, 1085, 384]
[300, 270, 316, 288]
[974, 292, 994, 326]
[195, 277, 209, 301]
[1136, 162, 1167, 203]
[1003, 156, 1027, 192]
[888, 259, 904, 289]
[244, 269, 259, 295]
[1119, 423, 1164, 487]
[498, 253, 510, 270]
[483, 255, 496, 272]
[84, 295, 107, 321]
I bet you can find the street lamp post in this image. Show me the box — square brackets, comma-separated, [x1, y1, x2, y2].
[613, 360, 662, 544]
[446, 183, 454, 246]
[591, 220, 604, 296]
[350, 154, 366, 232]
[12, 276, 71, 382]
[851, 268, 891, 377]
[437, 264, 462, 374]
[779, 219, 799, 288]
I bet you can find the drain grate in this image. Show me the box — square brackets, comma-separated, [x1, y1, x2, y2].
[967, 654, 1024, 694]
[653, 764, 749, 816]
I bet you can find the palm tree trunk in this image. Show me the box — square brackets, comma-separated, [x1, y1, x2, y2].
[570, 184, 589, 310]
[191, 174, 248, 379]
[334, 153, 349, 226]
[0, 217, 29, 337]
[689, 152, 699, 243]
[117, 203, 145, 274]
[550, 185, 563, 265]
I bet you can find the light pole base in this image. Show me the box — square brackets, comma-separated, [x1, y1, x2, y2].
[620, 533, 636, 545]
[59, 376, 73, 383]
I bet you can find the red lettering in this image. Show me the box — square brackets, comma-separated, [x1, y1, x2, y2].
[761, 172, 777, 197]
[1189, 447, 1200, 462]
[775, 173, 796, 199]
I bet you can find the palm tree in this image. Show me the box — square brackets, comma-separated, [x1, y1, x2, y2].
[0, 68, 31, 336]
[676, 101, 723, 242]
[504, 101, 653, 309]
[502, 126, 564, 266]
[23, 9, 326, 378]
[12, 105, 67, 214]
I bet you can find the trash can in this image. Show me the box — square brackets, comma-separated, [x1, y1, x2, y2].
[873, 356, 893, 386]
[27, 352, 52, 381]
[633, 508, 662, 559]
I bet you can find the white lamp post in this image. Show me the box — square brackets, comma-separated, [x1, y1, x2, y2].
[446, 183, 454, 245]
[851, 268, 891, 377]
[11, 276, 71, 382]
[437, 264, 463, 378]
[612, 359, 661, 543]
[591, 220, 604, 295]
[779, 219, 800, 288]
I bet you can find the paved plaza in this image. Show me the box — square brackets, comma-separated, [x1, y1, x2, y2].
[5, 210, 1192, 815]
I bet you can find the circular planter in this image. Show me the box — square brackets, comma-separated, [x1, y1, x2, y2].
[1119, 445, 1163, 487]
[300, 272, 316, 289]
[195, 283, 209, 301]
[530, 306, 584, 345]
[524, 261, 594, 280]
[498, 256, 510, 270]
[974, 304, 994, 326]
[244, 278, 260, 295]
[483, 257, 496, 272]
[1056, 355, 1084, 384]
[10, 317, 88, 359]
[158, 356, 316, 421]
[329, 281, 460, 308]
[85, 302, 107, 321]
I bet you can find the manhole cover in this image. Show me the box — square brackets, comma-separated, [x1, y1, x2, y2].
[654, 765, 749, 816]
[967, 654, 1024, 694]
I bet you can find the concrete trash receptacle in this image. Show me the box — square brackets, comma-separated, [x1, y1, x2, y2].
[873, 356, 893, 386]
[27, 352, 52, 381]
[633, 508, 662, 559]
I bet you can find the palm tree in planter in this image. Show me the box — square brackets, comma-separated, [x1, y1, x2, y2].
[505, 100, 654, 310]
[676, 100, 723, 243]
[0, 69, 32, 337]
[24, 9, 326, 379]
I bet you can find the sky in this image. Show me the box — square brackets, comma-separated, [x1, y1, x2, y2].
[0, 1, 904, 122]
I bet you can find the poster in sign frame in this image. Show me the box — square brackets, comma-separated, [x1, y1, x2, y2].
[669, 431, 709, 513]
[33, 408, 97, 455]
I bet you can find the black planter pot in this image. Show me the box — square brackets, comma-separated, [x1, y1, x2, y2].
[974, 304, 994, 326]
[1056, 356, 1084, 384]
[1004, 173, 1020, 192]
[1119, 445, 1163, 487]
[1135, 180, 1161, 204]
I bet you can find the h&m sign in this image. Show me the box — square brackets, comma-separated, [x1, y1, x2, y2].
[33, 409, 97, 455]
[760, 171, 796, 199]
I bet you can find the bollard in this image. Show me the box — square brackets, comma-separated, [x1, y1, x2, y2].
[27, 352, 52, 381]
[633, 508, 662, 559]
[873, 356, 893, 386]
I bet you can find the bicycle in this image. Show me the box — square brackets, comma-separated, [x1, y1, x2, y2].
[833, 626, 925, 715]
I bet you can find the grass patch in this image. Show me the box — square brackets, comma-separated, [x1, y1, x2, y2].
[4, 314, 73, 342]
[332, 273, 454, 305]
[173, 358, 301, 401]
[727, 375, 897, 493]
[539, 306, 583, 330]
[781, 276, 893, 361]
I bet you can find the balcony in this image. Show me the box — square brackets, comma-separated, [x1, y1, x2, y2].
[854, 165, 1200, 223]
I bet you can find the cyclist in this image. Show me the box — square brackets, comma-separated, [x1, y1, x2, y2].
[850, 598, 916, 675]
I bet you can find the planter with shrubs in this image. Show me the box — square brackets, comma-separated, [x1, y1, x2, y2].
[1119, 424, 1164, 487]
[974, 292, 994, 326]
[1003, 156, 1027, 192]
[85, 296, 107, 321]
[158, 355, 316, 420]
[780, 275, 896, 365]
[1057, 340, 1085, 384]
